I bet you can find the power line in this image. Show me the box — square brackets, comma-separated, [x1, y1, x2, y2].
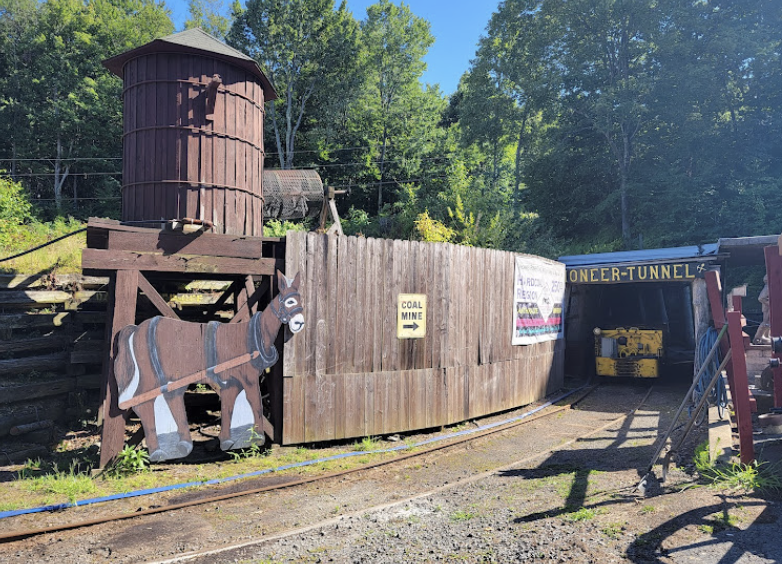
[11, 172, 122, 177]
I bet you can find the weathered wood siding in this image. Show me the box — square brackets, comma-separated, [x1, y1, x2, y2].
[282, 232, 565, 444]
[121, 53, 265, 236]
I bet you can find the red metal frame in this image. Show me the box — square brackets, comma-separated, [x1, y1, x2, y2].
[705, 270, 754, 464]
[764, 245, 782, 408]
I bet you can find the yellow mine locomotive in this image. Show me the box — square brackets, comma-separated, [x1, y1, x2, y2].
[593, 327, 664, 378]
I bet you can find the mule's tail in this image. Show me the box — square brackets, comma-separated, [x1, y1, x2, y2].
[114, 325, 141, 410]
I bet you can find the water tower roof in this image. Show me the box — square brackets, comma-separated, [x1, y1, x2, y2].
[103, 28, 277, 101]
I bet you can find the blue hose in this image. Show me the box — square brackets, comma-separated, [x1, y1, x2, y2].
[692, 327, 728, 421]
[0, 384, 587, 521]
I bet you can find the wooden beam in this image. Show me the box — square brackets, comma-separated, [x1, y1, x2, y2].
[0, 352, 69, 376]
[727, 310, 755, 464]
[230, 276, 268, 324]
[206, 279, 243, 318]
[99, 269, 139, 468]
[0, 335, 70, 355]
[87, 217, 280, 256]
[82, 248, 280, 277]
[0, 290, 72, 307]
[0, 377, 74, 404]
[764, 245, 782, 408]
[137, 272, 180, 320]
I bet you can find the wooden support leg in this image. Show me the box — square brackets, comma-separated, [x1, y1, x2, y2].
[99, 269, 139, 467]
[764, 246, 782, 408]
[727, 311, 755, 465]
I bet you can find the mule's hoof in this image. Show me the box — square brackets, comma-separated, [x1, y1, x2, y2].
[220, 439, 235, 451]
[177, 440, 193, 457]
[221, 425, 263, 451]
[151, 433, 192, 462]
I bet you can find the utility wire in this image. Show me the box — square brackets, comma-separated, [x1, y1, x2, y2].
[0, 228, 87, 264]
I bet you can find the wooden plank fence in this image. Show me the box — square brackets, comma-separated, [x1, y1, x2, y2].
[282, 232, 565, 444]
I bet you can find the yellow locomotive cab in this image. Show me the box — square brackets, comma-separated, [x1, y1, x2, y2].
[594, 327, 664, 378]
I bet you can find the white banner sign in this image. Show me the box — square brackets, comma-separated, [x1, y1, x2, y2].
[512, 257, 566, 345]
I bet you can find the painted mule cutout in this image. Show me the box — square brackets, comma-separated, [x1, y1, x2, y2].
[113, 271, 304, 462]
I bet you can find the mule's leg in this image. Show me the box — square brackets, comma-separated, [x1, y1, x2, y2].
[165, 390, 194, 459]
[219, 372, 261, 451]
[145, 393, 192, 462]
[132, 402, 160, 459]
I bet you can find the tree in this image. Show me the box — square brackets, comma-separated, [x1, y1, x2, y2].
[360, 0, 433, 211]
[227, 0, 361, 170]
[184, 0, 230, 40]
[0, 0, 173, 214]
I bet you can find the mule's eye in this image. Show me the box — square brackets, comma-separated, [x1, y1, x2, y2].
[285, 297, 298, 307]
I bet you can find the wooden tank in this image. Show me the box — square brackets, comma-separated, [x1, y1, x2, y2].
[104, 29, 277, 237]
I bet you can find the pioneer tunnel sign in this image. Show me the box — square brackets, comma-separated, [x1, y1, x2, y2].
[567, 261, 710, 284]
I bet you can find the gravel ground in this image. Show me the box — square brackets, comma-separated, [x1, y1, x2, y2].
[2, 381, 782, 564]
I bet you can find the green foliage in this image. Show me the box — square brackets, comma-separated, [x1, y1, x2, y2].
[353, 436, 381, 452]
[20, 459, 95, 503]
[564, 507, 597, 522]
[414, 211, 454, 243]
[0, 215, 85, 273]
[228, 0, 361, 170]
[0, 0, 172, 216]
[0, 175, 35, 248]
[449, 509, 477, 521]
[694, 441, 782, 493]
[341, 207, 373, 237]
[185, 0, 230, 39]
[108, 445, 149, 476]
[263, 219, 309, 238]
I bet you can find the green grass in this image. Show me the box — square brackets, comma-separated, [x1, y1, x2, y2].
[21, 464, 96, 503]
[354, 436, 382, 452]
[449, 509, 477, 521]
[0, 217, 86, 273]
[694, 441, 782, 492]
[700, 511, 739, 534]
[564, 507, 596, 522]
[601, 522, 624, 539]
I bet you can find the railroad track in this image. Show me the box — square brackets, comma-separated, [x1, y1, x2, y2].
[1, 383, 660, 563]
[0, 386, 608, 545]
[148, 386, 652, 564]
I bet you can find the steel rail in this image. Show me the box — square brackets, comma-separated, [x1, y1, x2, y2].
[0, 384, 598, 544]
[149, 385, 655, 564]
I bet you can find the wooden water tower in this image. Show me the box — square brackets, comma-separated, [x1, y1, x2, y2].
[103, 28, 277, 236]
[87, 31, 287, 467]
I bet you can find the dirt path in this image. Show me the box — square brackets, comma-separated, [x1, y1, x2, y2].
[1, 382, 780, 563]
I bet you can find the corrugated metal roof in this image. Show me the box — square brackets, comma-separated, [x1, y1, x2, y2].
[558, 244, 720, 267]
[103, 28, 277, 101]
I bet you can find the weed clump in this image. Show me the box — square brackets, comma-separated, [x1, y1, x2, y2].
[693, 441, 782, 493]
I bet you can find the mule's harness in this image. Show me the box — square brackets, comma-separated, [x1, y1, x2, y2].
[269, 290, 303, 324]
[121, 291, 302, 409]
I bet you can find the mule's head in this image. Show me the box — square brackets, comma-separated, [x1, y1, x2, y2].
[276, 270, 305, 333]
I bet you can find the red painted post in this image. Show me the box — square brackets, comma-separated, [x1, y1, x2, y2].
[727, 310, 755, 464]
[705, 270, 735, 392]
[764, 245, 782, 408]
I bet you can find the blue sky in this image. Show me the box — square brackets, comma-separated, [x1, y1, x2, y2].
[166, 0, 498, 95]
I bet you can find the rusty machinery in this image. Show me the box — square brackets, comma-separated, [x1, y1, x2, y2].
[263, 169, 346, 234]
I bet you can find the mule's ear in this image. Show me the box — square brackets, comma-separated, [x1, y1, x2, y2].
[292, 271, 301, 290]
[276, 269, 287, 290]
